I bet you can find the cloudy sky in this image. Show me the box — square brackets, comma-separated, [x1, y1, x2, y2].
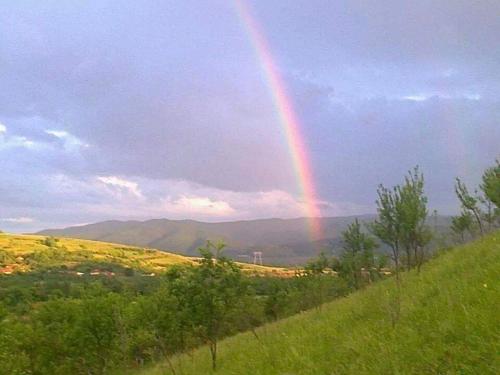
[1, 0, 499, 232]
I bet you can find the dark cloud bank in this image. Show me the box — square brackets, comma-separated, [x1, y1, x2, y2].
[0, 0, 498, 232]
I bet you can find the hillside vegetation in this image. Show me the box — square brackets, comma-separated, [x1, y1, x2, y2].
[37, 217, 363, 265]
[0, 236, 340, 375]
[38, 216, 452, 265]
[138, 231, 500, 375]
[0, 233, 287, 276]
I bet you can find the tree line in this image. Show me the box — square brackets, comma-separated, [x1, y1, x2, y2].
[452, 160, 500, 241]
[287, 160, 499, 327]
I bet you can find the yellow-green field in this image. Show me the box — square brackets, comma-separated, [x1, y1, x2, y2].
[0, 233, 288, 275]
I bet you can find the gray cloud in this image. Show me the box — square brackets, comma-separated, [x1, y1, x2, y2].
[0, 1, 499, 232]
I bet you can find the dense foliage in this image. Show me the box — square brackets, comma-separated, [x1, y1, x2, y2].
[0, 241, 361, 374]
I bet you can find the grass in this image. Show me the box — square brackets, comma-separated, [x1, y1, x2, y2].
[138, 231, 500, 375]
[0, 233, 287, 275]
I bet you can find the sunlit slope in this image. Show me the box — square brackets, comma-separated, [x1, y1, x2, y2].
[140, 231, 500, 375]
[0, 233, 286, 275]
[0, 233, 193, 273]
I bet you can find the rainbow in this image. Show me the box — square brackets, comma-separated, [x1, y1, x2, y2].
[235, 0, 323, 240]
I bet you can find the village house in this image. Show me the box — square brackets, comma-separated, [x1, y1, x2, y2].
[0, 265, 15, 275]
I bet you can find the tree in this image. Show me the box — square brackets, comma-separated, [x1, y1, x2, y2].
[397, 167, 431, 271]
[480, 160, 500, 230]
[41, 236, 59, 248]
[451, 211, 474, 243]
[479, 195, 498, 232]
[263, 281, 291, 320]
[0, 317, 31, 375]
[340, 218, 377, 289]
[369, 184, 404, 328]
[455, 178, 483, 235]
[370, 184, 402, 281]
[172, 241, 249, 370]
[304, 251, 330, 275]
[72, 294, 128, 374]
[369, 167, 431, 325]
[128, 287, 184, 374]
[480, 159, 500, 209]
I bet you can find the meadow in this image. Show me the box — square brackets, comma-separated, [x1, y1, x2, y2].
[0, 233, 287, 276]
[138, 230, 500, 375]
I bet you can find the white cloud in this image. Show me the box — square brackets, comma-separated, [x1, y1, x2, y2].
[0, 134, 37, 150]
[15, 136, 35, 148]
[54, 175, 330, 221]
[1, 172, 374, 232]
[403, 95, 429, 102]
[46, 129, 89, 150]
[97, 176, 142, 198]
[0, 126, 88, 153]
[166, 196, 235, 216]
[1, 217, 35, 224]
[464, 93, 481, 101]
[402, 93, 482, 102]
[0, 121, 39, 149]
[46, 130, 67, 138]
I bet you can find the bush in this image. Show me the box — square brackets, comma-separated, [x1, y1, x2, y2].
[41, 236, 59, 248]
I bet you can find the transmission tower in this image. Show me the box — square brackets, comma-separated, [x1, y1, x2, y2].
[253, 251, 263, 265]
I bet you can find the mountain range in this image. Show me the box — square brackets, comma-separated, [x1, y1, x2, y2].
[38, 215, 451, 265]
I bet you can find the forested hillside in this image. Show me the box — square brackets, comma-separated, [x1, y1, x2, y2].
[37, 216, 368, 265]
[37, 215, 452, 265]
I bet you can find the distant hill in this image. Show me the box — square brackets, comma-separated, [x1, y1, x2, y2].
[0, 233, 285, 276]
[37, 215, 452, 265]
[37, 216, 371, 265]
[138, 230, 500, 375]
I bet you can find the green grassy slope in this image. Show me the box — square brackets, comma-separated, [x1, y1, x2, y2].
[139, 231, 500, 375]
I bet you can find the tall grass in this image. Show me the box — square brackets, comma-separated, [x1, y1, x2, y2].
[139, 231, 500, 375]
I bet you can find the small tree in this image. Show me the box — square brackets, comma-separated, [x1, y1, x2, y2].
[479, 196, 497, 231]
[128, 288, 184, 374]
[302, 252, 337, 310]
[369, 167, 431, 325]
[480, 159, 500, 209]
[480, 160, 500, 229]
[304, 251, 330, 275]
[263, 280, 292, 321]
[41, 236, 59, 248]
[340, 218, 377, 289]
[397, 167, 431, 271]
[451, 211, 474, 243]
[176, 241, 248, 370]
[370, 184, 402, 281]
[370, 184, 403, 328]
[455, 178, 483, 235]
